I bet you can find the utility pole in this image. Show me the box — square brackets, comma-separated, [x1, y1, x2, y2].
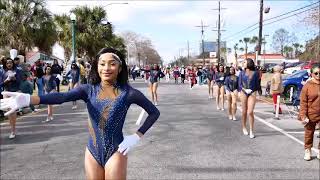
[195, 20, 209, 66]
[212, 1, 226, 65]
[258, 0, 263, 55]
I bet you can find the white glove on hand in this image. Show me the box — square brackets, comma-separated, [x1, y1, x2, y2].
[0, 91, 31, 116]
[56, 74, 63, 81]
[302, 117, 309, 125]
[117, 133, 141, 155]
[219, 77, 224, 81]
[244, 89, 253, 94]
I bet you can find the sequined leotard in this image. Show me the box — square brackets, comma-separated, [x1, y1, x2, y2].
[238, 70, 260, 96]
[39, 83, 160, 167]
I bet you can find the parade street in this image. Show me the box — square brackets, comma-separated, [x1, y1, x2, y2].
[1, 79, 319, 180]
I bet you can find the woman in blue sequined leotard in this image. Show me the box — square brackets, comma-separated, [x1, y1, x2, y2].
[238, 58, 259, 139]
[0, 48, 160, 180]
[225, 66, 239, 121]
[66, 63, 80, 110]
[215, 65, 226, 110]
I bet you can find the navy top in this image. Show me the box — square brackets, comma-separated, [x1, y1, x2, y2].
[43, 75, 57, 93]
[206, 70, 215, 81]
[225, 75, 239, 92]
[238, 70, 260, 92]
[66, 69, 80, 84]
[3, 69, 20, 92]
[39, 84, 160, 135]
[0, 68, 4, 92]
[150, 70, 159, 83]
[215, 72, 225, 87]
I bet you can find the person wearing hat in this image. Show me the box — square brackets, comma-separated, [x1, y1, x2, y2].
[271, 65, 283, 114]
[299, 63, 320, 161]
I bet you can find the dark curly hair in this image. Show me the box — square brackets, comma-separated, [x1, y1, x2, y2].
[245, 58, 255, 71]
[89, 47, 128, 86]
[44, 66, 52, 75]
[3, 58, 16, 71]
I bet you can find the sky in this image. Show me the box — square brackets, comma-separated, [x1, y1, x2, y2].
[47, 0, 319, 64]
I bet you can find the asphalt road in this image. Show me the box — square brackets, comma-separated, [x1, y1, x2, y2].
[1, 79, 319, 180]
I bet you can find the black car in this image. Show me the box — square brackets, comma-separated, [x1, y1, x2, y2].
[261, 63, 278, 73]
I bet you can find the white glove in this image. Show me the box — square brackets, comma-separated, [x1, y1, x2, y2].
[0, 91, 31, 116]
[117, 133, 141, 155]
[244, 89, 253, 94]
[219, 77, 224, 81]
[302, 117, 309, 125]
[56, 74, 63, 81]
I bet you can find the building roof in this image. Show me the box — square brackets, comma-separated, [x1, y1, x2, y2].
[238, 53, 285, 60]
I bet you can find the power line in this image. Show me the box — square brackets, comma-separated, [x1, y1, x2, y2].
[263, 1, 319, 23]
[229, 6, 318, 39]
[223, 1, 320, 41]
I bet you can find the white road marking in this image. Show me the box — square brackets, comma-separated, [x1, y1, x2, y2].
[255, 115, 319, 154]
[237, 103, 319, 154]
[286, 131, 319, 135]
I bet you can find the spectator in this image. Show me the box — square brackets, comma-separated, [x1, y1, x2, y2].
[85, 62, 91, 83]
[173, 66, 180, 84]
[51, 59, 63, 92]
[299, 63, 320, 161]
[79, 60, 87, 84]
[180, 65, 186, 83]
[271, 65, 283, 114]
[3, 58, 20, 139]
[131, 65, 137, 81]
[19, 72, 37, 113]
[34, 60, 45, 96]
[0, 57, 5, 117]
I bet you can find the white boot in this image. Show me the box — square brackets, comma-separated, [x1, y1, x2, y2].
[9, 132, 16, 139]
[228, 115, 232, 120]
[249, 130, 255, 139]
[232, 116, 237, 121]
[304, 149, 311, 161]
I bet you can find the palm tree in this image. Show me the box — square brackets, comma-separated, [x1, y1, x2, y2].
[292, 43, 301, 58]
[234, 43, 238, 60]
[283, 45, 294, 59]
[0, 0, 55, 56]
[239, 37, 250, 59]
[250, 36, 259, 52]
[54, 14, 72, 63]
[54, 6, 126, 63]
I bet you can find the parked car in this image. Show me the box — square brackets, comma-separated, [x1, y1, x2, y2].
[301, 61, 316, 70]
[282, 70, 309, 99]
[261, 63, 277, 73]
[284, 62, 303, 69]
[283, 62, 306, 74]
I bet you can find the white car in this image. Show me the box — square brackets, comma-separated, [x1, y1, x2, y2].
[284, 66, 301, 74]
